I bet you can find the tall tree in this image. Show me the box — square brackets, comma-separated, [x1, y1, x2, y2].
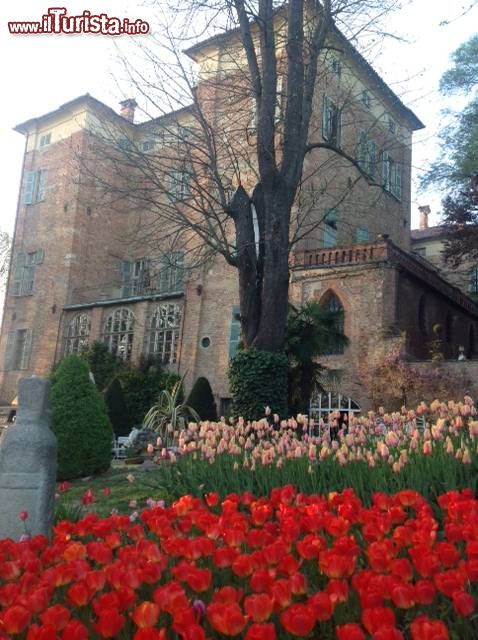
[423, 33, 478, 263]
[84, 0, 411, 410]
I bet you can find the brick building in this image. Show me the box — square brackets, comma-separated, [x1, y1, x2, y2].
[2, 22, 478, 414]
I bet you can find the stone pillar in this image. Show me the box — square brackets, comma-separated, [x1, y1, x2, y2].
[0, 377, 57, 540]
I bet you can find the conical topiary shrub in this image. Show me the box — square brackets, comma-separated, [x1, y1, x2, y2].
[104, 377, 130, 437]
[186, 376, 218, 421]
[50, 355, 114, 480]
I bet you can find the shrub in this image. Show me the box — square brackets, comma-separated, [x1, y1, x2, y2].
[104, 377, 130, 437]
[120, 365, 181, 427]
[186, 377, 218, 421]
[81, 341, 119, 391]
[229, 349, 288, 419]
[50, 355, 114, 480]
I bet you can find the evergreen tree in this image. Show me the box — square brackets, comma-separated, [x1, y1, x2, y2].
[50, 355, 113, 480]
[81, 341, 119, 391]
[186, 377, 218, 421]
[104, 377, 130, 437]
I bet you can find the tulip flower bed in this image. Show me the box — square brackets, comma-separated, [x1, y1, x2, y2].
[145, 399, 478, 505]
[1, 485, 478, 639]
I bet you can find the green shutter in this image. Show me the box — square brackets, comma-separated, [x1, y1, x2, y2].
[322, 96, 330, 140]
[369, 141, 377, 176]
[4, 331, 16, 370]
[382, 152, 390, 190]
[158, 255, 170, 293]
[394, 162, 402, 199]
[36, 170, 47, 201]
[121, 259, 132, 297]
[229, 306, 241, 359]
[34, 249, 45, 265]
[24, 172, 35, 205]
[20, 329, 33, 370]
[12, 253, 26, 296]
[172, 252, 185, 292]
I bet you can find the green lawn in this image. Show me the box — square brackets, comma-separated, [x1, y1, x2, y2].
[55, 461, 170, 521]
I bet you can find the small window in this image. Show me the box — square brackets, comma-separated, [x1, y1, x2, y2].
[356, 132, 377, 177]
[361, 91, 371, 108]
[322, 96, 341, 147]
[356, 227, 369, 243]
[168, 166, 191, 202]
[12, 250, 43, 296]
[24, 170, 47, 205]
[320, 293, 345, 355]
[39, 133, 51, 148]
[102, 308, 135, 362]
[5, 329, 33, 371]
[330, 58, 342, 77]
[414, 247, 427, 257]
[229, 306, 241, 359]
[469, 266, 478, 295]
[323, 208, 338, 248]
[382, 152, 402, 200]
[201, 336, 211, 349]
[118, 138, 132, 151]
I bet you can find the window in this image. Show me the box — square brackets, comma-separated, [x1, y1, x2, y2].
[469, 266, 478, 295]
[229, 306, 241, 359]
[388, 117, 397, 134]
[168, 166, 191, 201]
[414, 247, 427, 257]
[39, 133, 51, 148]
[330, 58, 342, 77]
[121, 258, 152, 297]
[142, 140, 155, 152]
[323, 208, 338, 248]
[63, 313, 90, 355]
[118, 138, 132, 151]
[146, 303, 182, 364]
[5, 329, 33, 371]
[12, 250, 44, 296]
[356, 227, 369, 243]
[382, 152, 402, 200]
[322, 97, 341, 147]
[102, 309, 135, 361]
[158, 251, 184, 294]
[24, 170, 47, 204]
[356, 132, 377, 177]
[321, 293, 345, 355]
[361, 91, 371, 108]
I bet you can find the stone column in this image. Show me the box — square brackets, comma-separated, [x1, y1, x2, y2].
[0, 377, 57, 540]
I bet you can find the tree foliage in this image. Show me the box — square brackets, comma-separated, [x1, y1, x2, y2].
[81, 341, 120, 391]
[104, 377, 130, 437]
[50, 355, 113, 480]
[285, 301, 348, 414]
[186, 377, 218, 421]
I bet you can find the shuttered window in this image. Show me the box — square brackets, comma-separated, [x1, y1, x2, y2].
[24, 170, 47, 205]
[229, 306, 241, 359]
[5, 329, 33, 370]
[12, 251, 43, 296]
[322, 96, 341, 147]
[158, 252, 184, 294]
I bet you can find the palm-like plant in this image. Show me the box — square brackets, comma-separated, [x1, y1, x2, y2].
[143, 377, 200, 447]
[285, 302, 349, 415]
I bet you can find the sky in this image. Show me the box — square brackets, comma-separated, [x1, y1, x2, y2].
[0, 0, 477, 246]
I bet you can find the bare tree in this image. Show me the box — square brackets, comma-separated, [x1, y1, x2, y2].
[86, 0, 413, 355]
[0, 230, 11, 293]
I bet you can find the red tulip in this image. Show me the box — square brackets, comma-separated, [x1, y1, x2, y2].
[336, 623, 366, 640]
[244, 593, 274, 622]
[1, 605, 31, 635]
[40, 605, 71, 631]
[280, 603, 316, 637]
[245, 623, 276, 640]
[410, 616, 449, 640]
[307, 592, 333, 621]
[61, 620, 89, 640]
[372, 627, 404, 640]
[132, 602, 160, 628]
[207, 602, 247, 636]
[452, 591, 475, 617]
[67, 581, 91, 607]
[362, 607, 396, 634]
[93, 608, 125, 638]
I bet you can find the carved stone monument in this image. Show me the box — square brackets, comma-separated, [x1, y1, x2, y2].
[0, 378, 57, 540]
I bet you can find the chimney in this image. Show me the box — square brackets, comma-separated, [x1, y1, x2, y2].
[119, 98, 137, 123]
[418, 205, 431, 230]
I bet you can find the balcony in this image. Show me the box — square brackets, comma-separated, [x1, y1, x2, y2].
[293, 241, 389, 270]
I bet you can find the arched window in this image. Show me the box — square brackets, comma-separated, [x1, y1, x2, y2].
[63, 313, 90, 355]
[418, 295, 427, 335]
[102, 308, 135, 361]
[321, 292, 345, 355]
[146, 304, 182, 364]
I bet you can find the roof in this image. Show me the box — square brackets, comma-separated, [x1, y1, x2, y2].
[14, 94, 135, 134]
[411, 226, 447, 242]
[184, 14, 425, 131]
